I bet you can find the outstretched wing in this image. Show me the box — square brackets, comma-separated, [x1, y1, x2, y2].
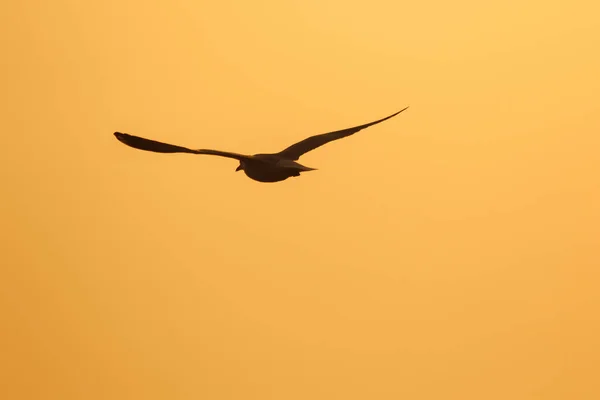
[276, 107, 409, 160]
[113, 132, 252, 161]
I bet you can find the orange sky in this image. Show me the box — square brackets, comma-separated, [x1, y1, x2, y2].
[1, 1, 599, 399]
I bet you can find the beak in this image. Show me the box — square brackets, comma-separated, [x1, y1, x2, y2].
[235, 165, 242, 172]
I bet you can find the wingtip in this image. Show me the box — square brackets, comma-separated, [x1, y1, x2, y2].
[114, 132, 129, 144]
[387, 106, 409, 118]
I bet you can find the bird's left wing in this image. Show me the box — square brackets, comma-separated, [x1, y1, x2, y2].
[275, 107, 409, 160]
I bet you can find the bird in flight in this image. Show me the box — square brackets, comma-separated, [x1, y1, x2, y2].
[114, 106, 408, 183]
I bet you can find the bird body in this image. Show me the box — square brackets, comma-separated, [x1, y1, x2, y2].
[114, 107, 408, 183]
[235, 155, 317, 182]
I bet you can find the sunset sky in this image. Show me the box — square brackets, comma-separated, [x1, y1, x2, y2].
[1, 1, 599, 399]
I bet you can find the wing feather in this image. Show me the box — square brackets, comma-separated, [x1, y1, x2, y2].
[113, 132, 252, 161]
[276, 107, 409, 160]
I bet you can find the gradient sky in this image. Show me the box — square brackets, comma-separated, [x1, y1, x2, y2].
[1, 1, 599, 399]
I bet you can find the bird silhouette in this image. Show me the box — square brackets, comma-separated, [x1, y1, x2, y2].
[114, 107, 408, 183]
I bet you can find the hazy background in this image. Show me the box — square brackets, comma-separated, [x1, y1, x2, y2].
[1, 1, 599, 399]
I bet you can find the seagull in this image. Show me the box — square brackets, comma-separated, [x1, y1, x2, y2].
[114, 106, 408, 183]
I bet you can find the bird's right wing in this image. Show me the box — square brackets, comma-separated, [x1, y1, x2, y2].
[113, 132, 252, 161]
